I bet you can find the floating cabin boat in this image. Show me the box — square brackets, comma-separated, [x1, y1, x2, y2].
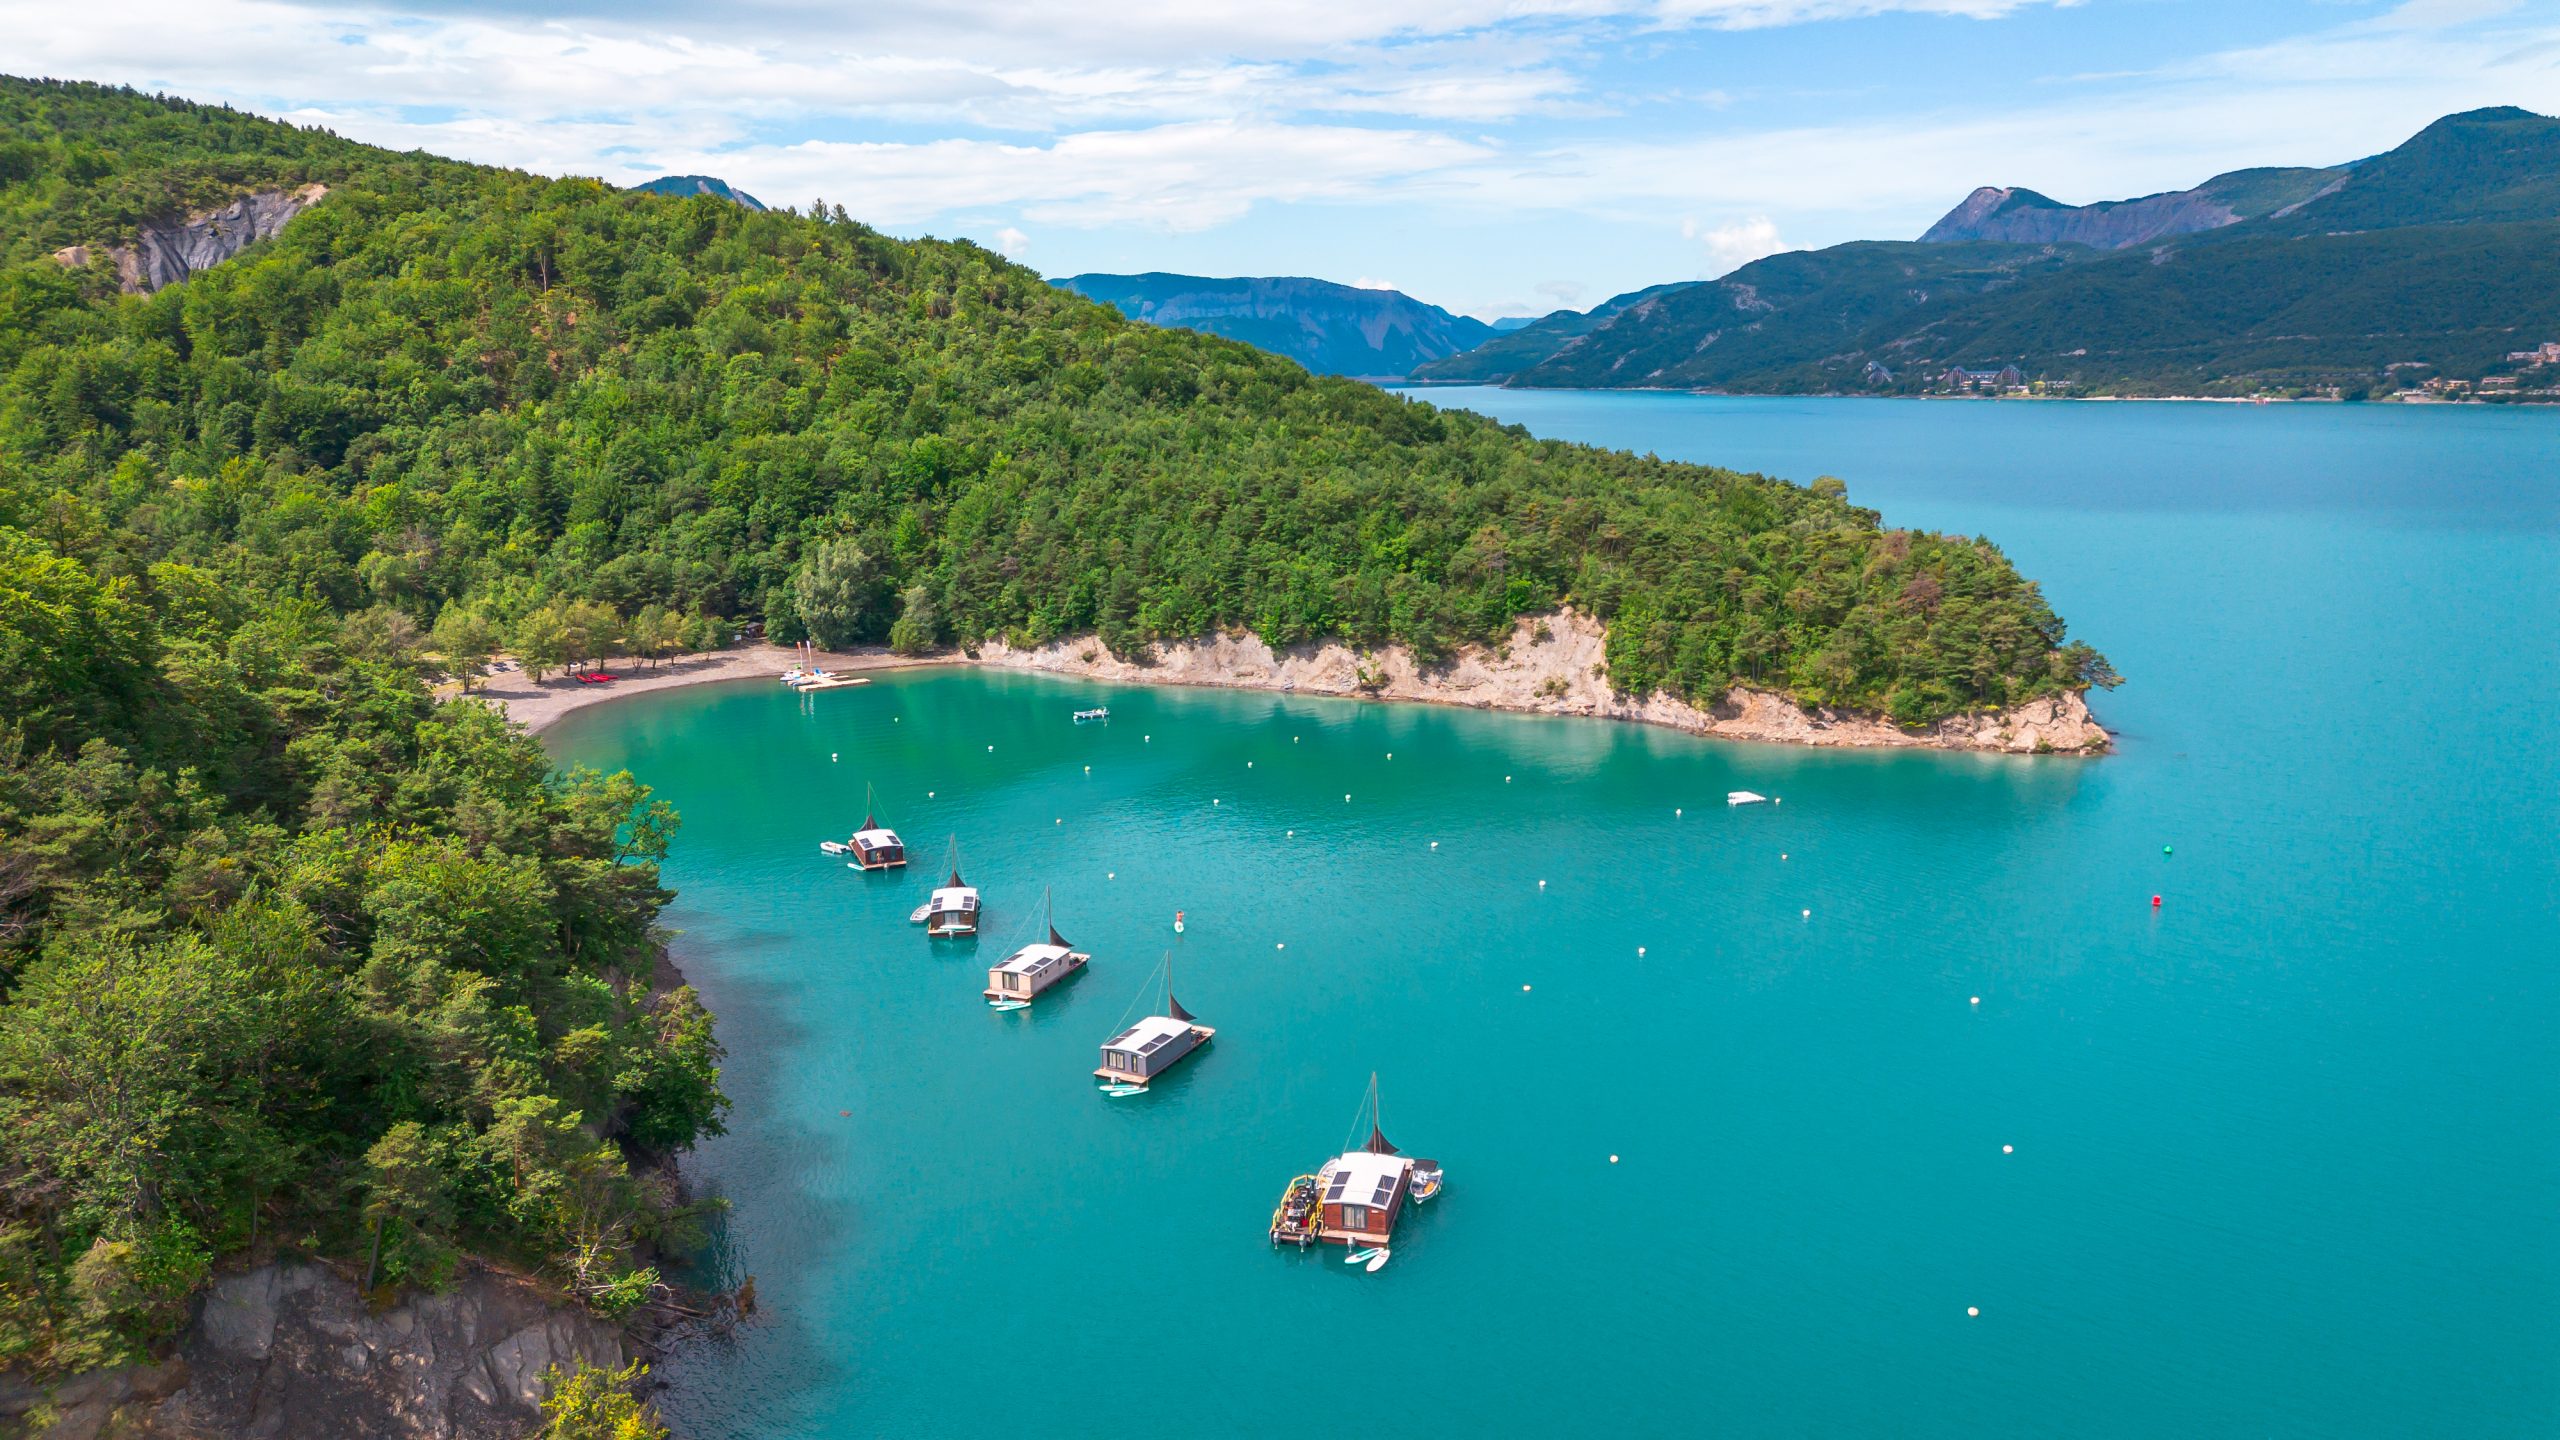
[1270, 1076, 1443, 1251]
[1727, 790, 1770, 806]
[984, 891, 1088, 1005]
[837, 787, 906, 870]
[913, 837, 980, 937]
[1073, 706, 1110, 723]
[1093, 954, 1212, 1090]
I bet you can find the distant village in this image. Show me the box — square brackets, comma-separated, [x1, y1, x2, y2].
[1855, 340, 2560, 402]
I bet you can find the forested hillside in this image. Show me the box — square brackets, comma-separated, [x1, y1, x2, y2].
[0, 74, 2110, 1374]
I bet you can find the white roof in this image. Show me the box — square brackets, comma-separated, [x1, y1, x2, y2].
[1322, 1150, 1411, 1209]
[929, 885, 977, 908]
[1103, 1015, 1192, 1054]
[853, 827, 901, 846]
[1726, 791, 1767, 805]
[997, 942, 1073, 974]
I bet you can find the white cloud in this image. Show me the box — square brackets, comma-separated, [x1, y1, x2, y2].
[644, 121, 1496, 231]
[1350, 276, 1400, 289]
[994, 226, 1030, 258]
[1683, 215, 1787, 275]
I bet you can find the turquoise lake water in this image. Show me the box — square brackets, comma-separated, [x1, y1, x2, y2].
[548, 394, 2559, 1437]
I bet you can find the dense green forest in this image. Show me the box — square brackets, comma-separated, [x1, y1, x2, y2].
[0, 74, 2109, 1379]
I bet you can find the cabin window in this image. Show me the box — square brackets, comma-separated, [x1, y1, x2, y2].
[1342, 1205, 1369, 1231]
[1108, 1053, 1127, 1071]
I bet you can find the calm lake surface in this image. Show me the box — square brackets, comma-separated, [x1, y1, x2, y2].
[549, 394, 2559, 1438]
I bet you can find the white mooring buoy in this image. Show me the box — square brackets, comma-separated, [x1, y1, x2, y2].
[2002, 1144, 2014, 1155]
[1967, 1307, 1979, 1318]
[1637, 946, 1646, 957]
[831, 752, 838, 762]
[1970, 995, 1981, 1006]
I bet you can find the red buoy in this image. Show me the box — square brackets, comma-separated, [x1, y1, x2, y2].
[2151, 895, 2162, 908]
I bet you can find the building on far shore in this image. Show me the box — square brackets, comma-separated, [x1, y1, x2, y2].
[2504, 341, 2560, 365]
[1939, 364, 2025, 391]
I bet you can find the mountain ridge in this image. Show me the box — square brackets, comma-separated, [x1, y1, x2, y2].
[1445, 106, 2560, 397]
[1052, 271, 1493, 377]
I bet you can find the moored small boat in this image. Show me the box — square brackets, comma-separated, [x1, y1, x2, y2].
[1727, 790, 1769, 806]
[1073, 706, 1110, 723]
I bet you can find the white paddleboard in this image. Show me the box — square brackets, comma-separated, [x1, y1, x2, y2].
[1343, 1247, 1379, 1265]
[1365, 1250, 1390, 1272]
[1101, 1084, 1146, 1097]
[989, 999, 1029, 1012]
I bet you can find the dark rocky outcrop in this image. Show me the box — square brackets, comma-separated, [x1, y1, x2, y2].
[1, 1261, 624, 1440]
[50, 184, 328, 293]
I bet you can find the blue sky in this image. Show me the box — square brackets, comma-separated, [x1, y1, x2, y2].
[11, 0, 2558, 317]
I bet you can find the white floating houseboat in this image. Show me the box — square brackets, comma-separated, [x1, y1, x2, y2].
[915, 837, 979, 937]
[1727, 790, 1769, 806]
[1094, 954, 1213, 1090]
[837, 786, 905, 870]
[984, 891, 1088, 1006]
[1271, 1076, 1443, 1252]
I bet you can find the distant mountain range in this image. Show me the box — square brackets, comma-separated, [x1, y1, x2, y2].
[631, 174, 767, 210]
[1051, 273, 1496, 378]
[1408, 106, 2560, 398]
[1407, 282, 1694, 385]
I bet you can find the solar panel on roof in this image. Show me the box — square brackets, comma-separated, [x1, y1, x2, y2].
[1325, 1173, 1350, 1200]
[1371, 1177, 1396, 1204]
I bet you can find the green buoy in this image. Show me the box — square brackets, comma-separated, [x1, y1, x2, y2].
[2163, 845, 2173, 855]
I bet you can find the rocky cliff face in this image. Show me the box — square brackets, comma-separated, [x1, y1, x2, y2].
[976, 610, 2110, 755]
[51, 185, 328, 293]
[1, 1261, 623, 1440]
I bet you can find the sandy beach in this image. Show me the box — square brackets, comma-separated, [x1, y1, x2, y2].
[465, 644, 936, 734]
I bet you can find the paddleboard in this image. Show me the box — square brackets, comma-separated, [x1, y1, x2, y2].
[1343, 1247, 1380, 1265]
[1101, 1083, 1146, 1097]
[988, 999, 1030, 1012]
[1365, 1250, 1390, 1273]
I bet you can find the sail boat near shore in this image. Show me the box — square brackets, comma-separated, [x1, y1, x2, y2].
[1094, 952, 1214, 1094]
